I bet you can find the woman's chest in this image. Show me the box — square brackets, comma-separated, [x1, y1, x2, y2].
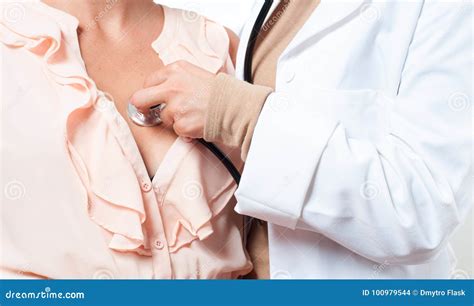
[80, 36, 177, 177]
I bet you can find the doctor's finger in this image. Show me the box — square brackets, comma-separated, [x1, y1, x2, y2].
[131, 85, 170, 110]
[143, 68, 168, 88]
[158, 104, 177, 127]
[144, 61, 189, 88]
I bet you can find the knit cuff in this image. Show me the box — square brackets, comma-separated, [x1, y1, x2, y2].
[204, 73, 273, 160]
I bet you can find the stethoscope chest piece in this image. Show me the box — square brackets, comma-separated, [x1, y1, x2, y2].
[127, 103, 166, 127]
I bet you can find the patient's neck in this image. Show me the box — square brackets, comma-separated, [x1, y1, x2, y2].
[42, 0, 157, 34]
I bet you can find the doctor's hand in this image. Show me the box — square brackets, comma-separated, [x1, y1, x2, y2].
[131, 60, 215, 139]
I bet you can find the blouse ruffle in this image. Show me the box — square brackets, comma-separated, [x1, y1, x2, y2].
[152, 6, 234, 74]
[0, 3, 238, 254]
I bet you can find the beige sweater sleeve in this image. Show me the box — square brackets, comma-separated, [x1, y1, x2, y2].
[204, 73, 273, 161]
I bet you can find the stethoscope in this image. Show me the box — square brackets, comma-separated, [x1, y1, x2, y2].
[127, 0, 274, 185]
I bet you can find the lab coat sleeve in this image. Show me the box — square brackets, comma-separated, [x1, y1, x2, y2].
[235, 3, 472, 265]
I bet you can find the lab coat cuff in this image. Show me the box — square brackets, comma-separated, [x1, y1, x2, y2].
[235, 194, 300, 229]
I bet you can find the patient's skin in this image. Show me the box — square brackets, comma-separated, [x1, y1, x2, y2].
[43, 0, 176, 177]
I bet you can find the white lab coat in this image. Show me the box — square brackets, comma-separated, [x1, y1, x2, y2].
[234, 0, 472, 279]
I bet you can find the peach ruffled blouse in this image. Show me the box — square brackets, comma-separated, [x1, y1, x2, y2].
[0, 2, 251, 279]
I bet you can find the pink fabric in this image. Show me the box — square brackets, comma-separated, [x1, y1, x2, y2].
[0, 3, 251, 279]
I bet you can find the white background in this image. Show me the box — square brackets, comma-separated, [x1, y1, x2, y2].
[156, 0, 473, 279]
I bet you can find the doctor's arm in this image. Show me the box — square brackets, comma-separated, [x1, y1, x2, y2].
[235, 4, 472, 265]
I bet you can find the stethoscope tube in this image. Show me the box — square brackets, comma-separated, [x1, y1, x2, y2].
[200, 0, 274, 185]
[244, 0, 274, 84]
[197, 139, 241, 184]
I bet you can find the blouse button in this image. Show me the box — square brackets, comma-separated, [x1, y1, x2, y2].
[154, 239, 165, 250]
[141, 181, 152, 193]
[95, 91, 114, 112]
